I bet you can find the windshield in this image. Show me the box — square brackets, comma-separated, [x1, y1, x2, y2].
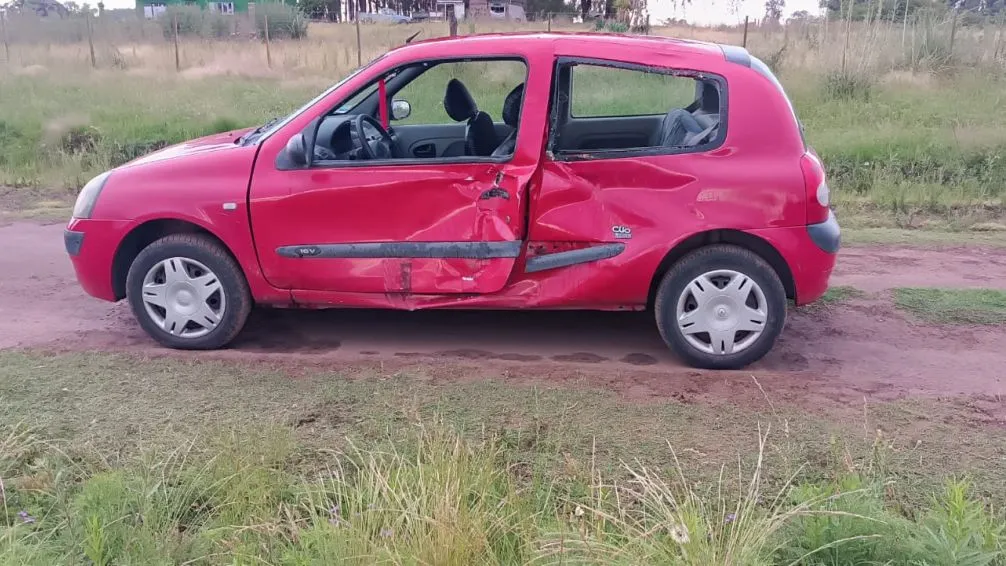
[247, 54, 387, 144]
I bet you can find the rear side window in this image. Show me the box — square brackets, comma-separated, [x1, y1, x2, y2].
[570, 65, 696, 118]
[550, 59, 726, 158]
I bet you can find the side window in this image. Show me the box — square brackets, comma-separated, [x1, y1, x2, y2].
[571, 65, 696, 118]
[393, 59, 527, 126]
[554, 61, 724, 156]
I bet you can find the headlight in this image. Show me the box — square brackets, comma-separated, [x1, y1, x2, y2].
[72, 171, 112, 219]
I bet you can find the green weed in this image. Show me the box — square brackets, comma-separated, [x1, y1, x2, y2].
[0, 418, 1003, 565]
[893, 288, 1006, 325]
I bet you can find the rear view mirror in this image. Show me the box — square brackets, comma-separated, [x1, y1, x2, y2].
[391, 99, 411, 121]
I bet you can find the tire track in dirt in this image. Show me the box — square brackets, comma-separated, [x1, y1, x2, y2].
[1, 221, 1004, 409]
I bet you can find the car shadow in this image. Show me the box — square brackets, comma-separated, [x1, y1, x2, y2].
[229, 307, 674, 366]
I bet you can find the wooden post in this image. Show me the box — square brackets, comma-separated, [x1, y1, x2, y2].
[996, 10, 1006, 62]
[264, 14, 272, 68]
[547, 12, 551, 32]
[173, 13, 180, 72]
[949, 6, 959, 57]
[741, 16, 749, 47]
[1, 15, 9, 64]
[86, 12, 97, 68]
[355, 11, 362, 66]
[448, 5, 458, 37]
[901, 0, 909, 49]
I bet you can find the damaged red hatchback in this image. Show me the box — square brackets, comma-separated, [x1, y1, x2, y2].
[65, 32, 839, 370]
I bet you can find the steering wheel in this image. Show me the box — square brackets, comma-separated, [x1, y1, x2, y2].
[353, 114, 397, 160]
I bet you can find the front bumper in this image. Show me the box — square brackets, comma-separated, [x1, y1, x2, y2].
[65, 218, 132, 302]
[64, 229, 84, 256]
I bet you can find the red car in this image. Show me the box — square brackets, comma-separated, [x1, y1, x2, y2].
[65, 32, 839, 370]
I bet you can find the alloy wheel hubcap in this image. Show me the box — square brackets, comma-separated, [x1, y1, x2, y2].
[675, 269, 767, 356]
[141, 257, 226, 339]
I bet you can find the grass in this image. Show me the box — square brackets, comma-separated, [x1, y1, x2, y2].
[893, 287, 1006, 325]
[815, 285, 865, 306]
[0, 350, 1004, 564]
[840, 226, 1006, 247]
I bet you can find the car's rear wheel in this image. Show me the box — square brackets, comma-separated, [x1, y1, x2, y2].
[654, 245, 787, 370]
[125, 234, 251, 350]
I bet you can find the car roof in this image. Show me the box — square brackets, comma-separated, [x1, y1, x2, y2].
[393, 31, 731, 60]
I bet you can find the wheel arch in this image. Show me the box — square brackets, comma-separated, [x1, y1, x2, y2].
[111, 217, 241, 301]
[646, 229, 796, 310]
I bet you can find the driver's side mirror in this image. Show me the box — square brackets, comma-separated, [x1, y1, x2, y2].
[285, 133, 308, 167]
[391, 99, 411, 121]
[276, 116, 320, 171]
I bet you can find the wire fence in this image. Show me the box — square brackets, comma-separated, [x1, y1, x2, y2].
[2, 7, 1004, 77]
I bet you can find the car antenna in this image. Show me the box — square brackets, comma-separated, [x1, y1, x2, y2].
[405, 30, 422, 44]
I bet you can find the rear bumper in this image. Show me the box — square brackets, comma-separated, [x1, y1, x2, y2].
[749, 213, 840, 306]
[807, 210, 841, 254]
[65, 217, 131, 302]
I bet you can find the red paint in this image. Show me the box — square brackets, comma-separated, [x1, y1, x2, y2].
[66, 32, 838, 320]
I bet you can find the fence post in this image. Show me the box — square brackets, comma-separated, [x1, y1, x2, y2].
[742, 15, 749, 47]
[355, 13, 362, 66]
[264, 14, 272, 68]
[448, 5, 458, 37]
[86, 12, 97, 68]
[173, 13, 180, 72]
[949, 6, 959, 57]
[1, 14, 9, 64]
[547, 13, 551, 32]
[996, 10, 1006, 62]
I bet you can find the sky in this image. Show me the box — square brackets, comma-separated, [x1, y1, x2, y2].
[99, 0, 823, 25]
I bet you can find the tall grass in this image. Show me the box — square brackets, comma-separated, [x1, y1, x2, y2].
[1, 419, 1003, 564]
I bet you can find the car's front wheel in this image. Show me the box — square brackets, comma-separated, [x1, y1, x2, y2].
[125, 234, 251, 350]
[654, 245, 787, 370]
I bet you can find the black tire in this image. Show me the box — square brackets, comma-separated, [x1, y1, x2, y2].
[125, 234, 252, 350]
[654, 244, 787, 370]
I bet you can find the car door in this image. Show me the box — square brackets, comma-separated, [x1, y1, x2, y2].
[527, 54, 735, 307]
[247, 53, 549, 298]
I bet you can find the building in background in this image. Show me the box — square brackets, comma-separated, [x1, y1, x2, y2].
[135, 0, 293, 18]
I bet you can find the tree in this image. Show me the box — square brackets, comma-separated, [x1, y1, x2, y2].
[764, 0, 785, 23]
[817, 0, 1005, 21]
[525, 0, 571, 18]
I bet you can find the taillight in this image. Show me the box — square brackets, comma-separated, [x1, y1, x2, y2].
[800, 151, 830, 224]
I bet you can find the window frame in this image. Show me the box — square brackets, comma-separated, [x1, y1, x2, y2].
[308, 54, 530, 170]
[547, 56, 729, 163]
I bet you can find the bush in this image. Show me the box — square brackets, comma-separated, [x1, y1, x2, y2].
[822, 70, 874, 101]
[254, 3, 308, 40]
[158, 5, 233, 39]
[159, 5, 204, 38]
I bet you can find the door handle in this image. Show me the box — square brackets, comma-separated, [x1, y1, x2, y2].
[412, 143, 436, 158]
[480, 171, 509, 200]
[480, 187, 509, 200]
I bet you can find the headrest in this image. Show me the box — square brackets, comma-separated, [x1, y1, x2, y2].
[443, 78, 477, 122]
[697, 81, 720, 114]
[501, 83, 524, 127]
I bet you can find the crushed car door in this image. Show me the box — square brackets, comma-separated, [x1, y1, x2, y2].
[248, 56, 549, 296]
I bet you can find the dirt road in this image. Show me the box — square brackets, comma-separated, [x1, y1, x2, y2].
[2, 221, 1004, 410]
